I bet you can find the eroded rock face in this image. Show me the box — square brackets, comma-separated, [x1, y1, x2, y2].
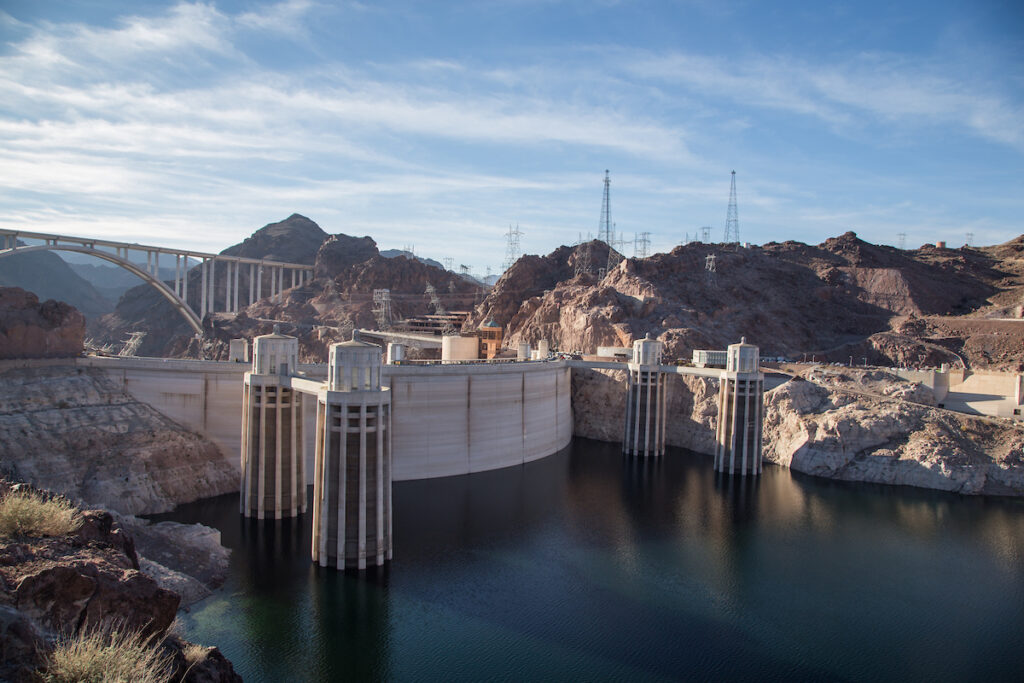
[0, 287, 85, 359]
[314, 233, 379, 279]
[763, 379, 1024, 495]
[571, 367, 719, 455]
[0, 365, 238, 515]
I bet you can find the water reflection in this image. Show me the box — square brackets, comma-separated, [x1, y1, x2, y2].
[152, 438, 1024, 682]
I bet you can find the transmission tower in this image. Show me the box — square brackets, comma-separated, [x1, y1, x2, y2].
[966, 232, 975, 247]
[700, 226, 712, 243]
[598, 170, 612, 245]
[403, 244, 415, 258]
[372, 289, 393, 330]
[897, 233, 907, 250]
[425, 282, 454, 334]
[575, 238, 592, 276]
[503, 223, 524, 271]
[634, 232, 651, 259]
[724, 170, 739, 244]
[442, 256, 454, 271]
[459, 264, 471, 276]
[607, 226, 626, 274]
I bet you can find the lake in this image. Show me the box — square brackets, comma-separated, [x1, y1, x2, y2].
[155, 438, 1024, 681]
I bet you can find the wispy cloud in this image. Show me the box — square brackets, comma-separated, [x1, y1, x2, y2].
[623, 49, 1024, 150]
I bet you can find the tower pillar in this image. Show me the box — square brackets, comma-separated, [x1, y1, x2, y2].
[312, 339, 392, 570]
[623, 334, 667, 457]
[714, 338, 764, 475]
[240, 328, 305, 518]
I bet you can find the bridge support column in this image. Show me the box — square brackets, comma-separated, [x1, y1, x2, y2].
[208, 258, 216, 314]
[622, 335, 667, 457]
[256, 266, 263, 303]
[200, 258, 208, 317]
[714, 338, 764, 476]
[312, 339, 392, 570]
[249, 263, 255, 305]
[225, 261, 232, 313]
[241, 330, 305, 519]
[233, 260, 240, 312]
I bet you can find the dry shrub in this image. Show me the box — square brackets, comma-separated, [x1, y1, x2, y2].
[40, 622, 172, 683]
[0, 489, 82, 539]
[183, 642, 207, 665]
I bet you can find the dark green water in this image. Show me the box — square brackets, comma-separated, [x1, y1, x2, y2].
[155, 439, 1024, 681]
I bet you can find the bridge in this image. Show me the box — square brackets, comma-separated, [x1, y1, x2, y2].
[0, 228, 314, 335]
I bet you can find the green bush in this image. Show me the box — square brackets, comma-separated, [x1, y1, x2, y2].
[0, 489, 82, 539]
[40, 623, 172, 683]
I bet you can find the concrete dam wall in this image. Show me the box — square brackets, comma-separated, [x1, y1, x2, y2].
[79, 357, 573, 482]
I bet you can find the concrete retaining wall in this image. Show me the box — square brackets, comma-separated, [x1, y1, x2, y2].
[78, 357, 572, 482]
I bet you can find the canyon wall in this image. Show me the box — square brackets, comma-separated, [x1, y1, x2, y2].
[763, 379, 1024, 496]
[571, 367, 719, 455]
[0, 365, 238, 515]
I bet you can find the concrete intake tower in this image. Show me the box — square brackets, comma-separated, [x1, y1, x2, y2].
[240, 329, 306, 519]
[311, 340, 393, 570]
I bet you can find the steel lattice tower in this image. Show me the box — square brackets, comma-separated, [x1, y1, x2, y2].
[503, 224, 524, 271]
[724, 170, 739, 244]
[598, 170, 612, 245]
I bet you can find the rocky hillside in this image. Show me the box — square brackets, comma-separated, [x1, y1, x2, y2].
[0, 365, 237, 515]
[0, 481, 239, 682]
[763, 378, 1024, 496]
[0, 287, 85, 359]
[471, 232, 1024, 369]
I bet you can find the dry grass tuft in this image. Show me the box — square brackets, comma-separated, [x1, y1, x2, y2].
[0, 489, 82, 539]
[183, 642, 207, 665]
[40, 622, 172, 683]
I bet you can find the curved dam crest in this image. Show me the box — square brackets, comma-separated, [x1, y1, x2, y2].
[77, 356, 577, 482]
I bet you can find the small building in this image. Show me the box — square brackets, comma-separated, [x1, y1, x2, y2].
[692, 349, 728, 368]
[477, 320, 503, 359]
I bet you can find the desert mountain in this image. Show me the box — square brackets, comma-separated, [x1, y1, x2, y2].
[0, 246, 113, 319]
[468, 232, 1023, 370]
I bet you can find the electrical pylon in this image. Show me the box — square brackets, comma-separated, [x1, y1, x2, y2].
[724, 170, 739, 244]
[503, 224, 523, 271]
[598, 170, 612, 245]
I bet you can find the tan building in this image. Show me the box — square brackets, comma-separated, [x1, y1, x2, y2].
[477, 320, 504, 359]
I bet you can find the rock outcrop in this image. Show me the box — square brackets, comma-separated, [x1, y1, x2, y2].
[0, 365, 237, 515]
[314, 233, 379, 279]
[471, 231, 1024, 370]
[0, 481, 240, 683]
[0, 287, 85, 359]
[220, 213, 327, 264]
[571, 367, 719, 455]
[763, 379, 1024, 495]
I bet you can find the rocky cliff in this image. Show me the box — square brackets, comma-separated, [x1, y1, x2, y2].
[0, 481, 239, 682]
[473, 231, 1024, 370]
[0, 287, 85, 359]
[0, 365, 238, 515]
[571, 367, 718, 455]
[763, 379, 1024, 496]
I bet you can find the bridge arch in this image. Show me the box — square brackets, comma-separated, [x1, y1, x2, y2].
[0, 244, 203, 334]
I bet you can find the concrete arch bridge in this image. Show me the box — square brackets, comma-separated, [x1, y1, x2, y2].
[0, 228, 314, 335]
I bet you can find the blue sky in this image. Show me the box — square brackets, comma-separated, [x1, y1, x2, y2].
[1, 1, 1022, 274]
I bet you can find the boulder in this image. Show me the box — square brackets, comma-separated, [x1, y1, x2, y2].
[0, 287, 85, 359]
